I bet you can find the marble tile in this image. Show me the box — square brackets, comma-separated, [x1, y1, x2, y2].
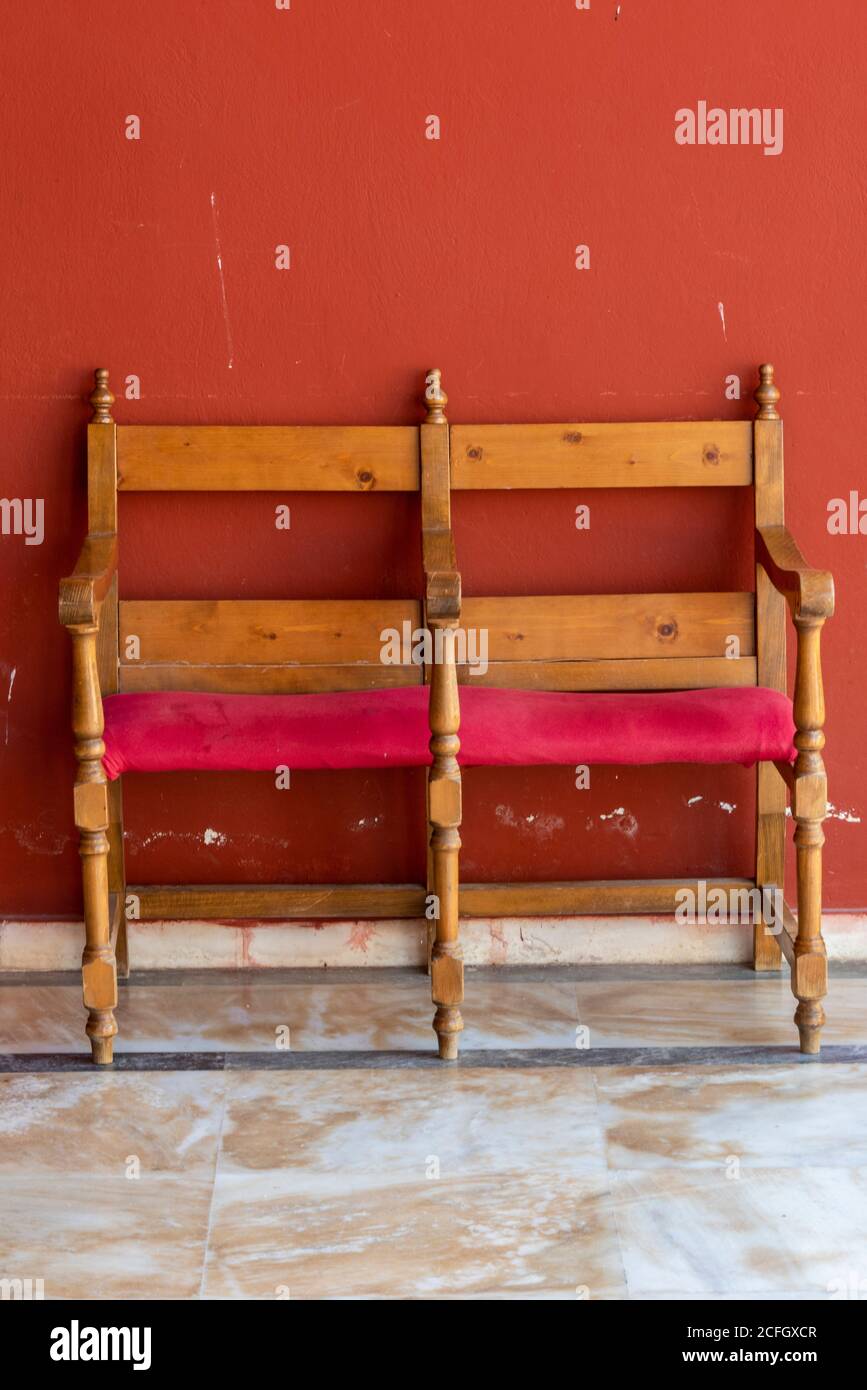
[0, 922, 82, 972]
[125, 920, 247, 970]
[610, 1167, 867, 1297]
[0, 1173, 214, 1299]
[247, 920, 427, 968]
[575, 976, 867, 1048]
[3, 972, 866, 1058]
[201, 1068, 620, 1298]
[0, 984, 84, 1052]
[203, 1171, 624, 1299]
[1, 1055, 865, 1299]
[0, 1072, 228, 1174]
[0, 976, 582, 1053]
[215, 1068, 608, 1184]
[102, 913, 867, 969]
[593, 1062, 867, 1169]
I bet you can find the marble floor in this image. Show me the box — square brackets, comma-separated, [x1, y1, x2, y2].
[1, 965, 866, 1299]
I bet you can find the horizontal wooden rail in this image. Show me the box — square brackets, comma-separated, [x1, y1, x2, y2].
[130, 878, 757, 922]
[116, 426, 420, 491]
[130, 884, 429, 920]
[459, 878, 756, 917]
[120, 662, 421, 694]
[451, 656, 757, 692]
[451, 421, 753, 489]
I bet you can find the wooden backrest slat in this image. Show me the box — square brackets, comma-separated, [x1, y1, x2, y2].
[459, 593, 754, 662]
[119, 599, 420, 667]
[116, 426, 420, 491]
[452, 656, 757, 692]
[119, 662, 420, 695]
[450, 421, 753, 489]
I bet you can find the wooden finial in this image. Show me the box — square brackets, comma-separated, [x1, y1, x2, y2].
[89, 369, 114, 424]
[754, 363, 781, 420]
[424, 368, 448, 424]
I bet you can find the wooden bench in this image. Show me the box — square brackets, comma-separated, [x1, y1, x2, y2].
[60, 365, 832, 1064]
[60, 369, 456, 1063]
[426, 363, 833, 1057]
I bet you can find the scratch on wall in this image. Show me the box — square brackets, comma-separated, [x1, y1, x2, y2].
[4, 667, 15, 745]
[717, 301, 727, 340]
[131, 828, 292, 851]
[494, 805, 565, 838]
[209, 192, 235, 370]
[13, 823, 70, 856]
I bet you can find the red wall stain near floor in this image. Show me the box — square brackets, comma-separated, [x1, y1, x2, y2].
[1, 1, 864, 914]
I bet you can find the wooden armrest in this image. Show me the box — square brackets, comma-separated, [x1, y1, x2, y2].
[756, 525, 834, 621]
[424, 527, 462, 622]
[59, 534, 118, 627]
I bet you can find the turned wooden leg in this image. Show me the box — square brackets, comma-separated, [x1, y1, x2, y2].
[791, 615, 828, 1056]
[79, 807, 118, 1065]
[71, 623, 117, 1064]
[793, 814, 827, 1054]
[429, 626, 463, 1060]
[431, 818, 462, 1060]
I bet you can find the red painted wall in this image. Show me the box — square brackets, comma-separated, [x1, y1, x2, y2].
[2, 0, 865, 915]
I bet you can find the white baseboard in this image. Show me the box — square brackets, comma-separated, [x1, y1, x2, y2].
[1, 914, 865, 970]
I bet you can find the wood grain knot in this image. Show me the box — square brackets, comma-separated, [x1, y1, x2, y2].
[466, 447, 483, 460]
[656, 620, 678, 641]
[356, 469, 375, 488]
[562, 431, 583, 444]
[702, 445, 720, 465]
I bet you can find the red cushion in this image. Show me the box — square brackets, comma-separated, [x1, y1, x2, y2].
[101, 686, 795, 780]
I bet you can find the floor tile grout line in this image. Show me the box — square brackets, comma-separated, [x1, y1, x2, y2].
[5, 963, 867, 987]
[588, 1062, 631, 1301]
[2, 1044, 867, 1072]
[196, 1064, 231, 1302]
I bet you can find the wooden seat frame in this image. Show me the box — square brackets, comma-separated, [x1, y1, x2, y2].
[60, 365, 832, 1064]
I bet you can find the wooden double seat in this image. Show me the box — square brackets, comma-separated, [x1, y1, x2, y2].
[60, 365, 832, 1063]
